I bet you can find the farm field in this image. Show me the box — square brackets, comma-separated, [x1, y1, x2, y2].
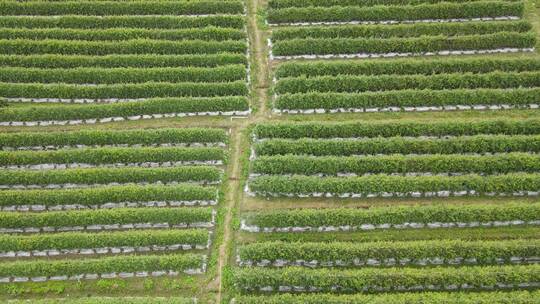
[268, 0, 540, 114]
[0, 0, 250, 127]
[0, 0, 539, 303]
[0, 127, 228, 302]
[231, 0, 540, 303]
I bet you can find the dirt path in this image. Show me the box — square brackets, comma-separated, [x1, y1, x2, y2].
[214, 0, 269, 302]
[215, 126, 242, 304]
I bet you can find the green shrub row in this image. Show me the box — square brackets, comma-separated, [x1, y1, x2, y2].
[267, 1, 524, 23]
[249, 173, 540, 196]
[234, 291, 540, 304]
[275, 71, 540, 94]
[253, 118, 540, 139]
[0, 184, 217, 207]
[252, 153, 540, 175]
[0, 15, 244, 30]
[0, 253, 204, 278]
[269, 0, 521, 9]
[238, 239, 540, 265]
[274, 88, 540, 110]
[0, 128, 228, 148]
[0, 146, 225, 166]
[232, 264, 540, 292]
[275, 56, 540, 78]
[245, 202, 539, 228]
[7, 297, 195, 304]
[0, 39, 246, 55]
[0, 167, 222, 186]
[0, 54, 247, 69]
[0, 65, 247, 84]
[0, 229, 208, 252]
[254, 134, 540, 156]
[0, 27, 246, 42]
[272, 32, 536, 56]
[0, 1, 244, 16]
[0, 97, 250, 122]
[272, 20, 531, 41]
[0, 207, 213, 229]
[0, 81, 248, 99]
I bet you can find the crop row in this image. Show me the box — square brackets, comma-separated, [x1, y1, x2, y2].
[274, 56, 540, 78]
[267, 1, 524, 24]
[272, 32, 536, 56]
[0, 147, 225, 166]
[0, 147, 226, 166]
[0, 184, 217, 208]
[252, 153, 540, 175]
[249, 173, 540, 196]
[8, 298, 195, 304]
[0, 81, 248, 99]
[233, 291, 540, 304]
[0, 54, 247, 69]
[269, 0, 522, 9]
[0, 207, 213, 230]
[0, 167, 222, 186]
[233, 264, 540, 292]
[0, 229, 208, 253]
[272, 20, 532, 41]
[0, 27, 246, 42]
[243, 202, 539, 229]
[253, 118, 540, 139]
[274, 88, 540, 111]
[0, 15, 244, 30]
[0, 39, 246, 55]
[0, 66, 246, 84]
[238, 239, 539, 266]
[275, 71, 540, 94]
[0, 97, 250, 123]
[254, 134, 540, 156]
[0, 253, 204, 279]
[0, 128, 228, 149]
[0, 1, 244, 16]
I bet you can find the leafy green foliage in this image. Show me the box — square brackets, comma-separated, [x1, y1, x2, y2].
[234, 291, 540, 303]
[0, 207, 214, 229]
[272, 32, 535, 56]
[275, 71, 540, 94]
[273, 20, 532, 40]
[0, 167, 222, 185]
[274, 88, 540, 110]
[0, 184, 217, 207]
[0, 65, 247, 84]
[0, 1, 244, 16]
[233, 264, 540, 292]
[249, 173, 540, 196]
[253, 118, 540, 139]
[0, 54, 247, 68]
[0, 97, 249, 122]
[0, 229, 208, 252]
[246, 202, 540, 228]
[252, 153, 540, 175]
[275, 57, 540, 78]
[269, 0, 523, 9]
[267, 1, 524, 23]
[254, 135, 540, 156]
[238, 239, 540, 265]
[0, 39, 246, 55]
[0, 27, 246, 42]
[0, 128, 228, 148]
[0, 81, 248, 99]
[0, 146, 225, 165]
[0, 254, 204, 278]
[0, 15, 244, 29]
